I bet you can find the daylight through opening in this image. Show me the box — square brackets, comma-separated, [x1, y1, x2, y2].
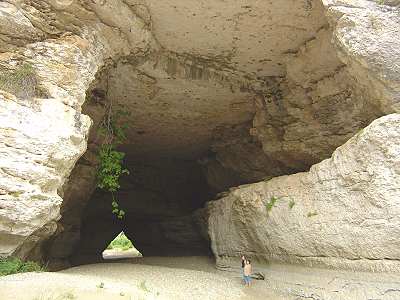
[102, 232, 142, 260]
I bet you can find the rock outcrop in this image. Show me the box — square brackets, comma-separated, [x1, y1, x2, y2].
[0, 0, 399, 272]
[208, 114, 400, 272]
[0, 0, 154, 259]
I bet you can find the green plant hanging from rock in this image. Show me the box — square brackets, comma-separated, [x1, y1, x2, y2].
[96, 101, 130, 219]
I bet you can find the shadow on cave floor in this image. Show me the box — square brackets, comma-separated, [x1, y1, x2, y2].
[100, 255, 218, 273]
[64, 157, 214, 268]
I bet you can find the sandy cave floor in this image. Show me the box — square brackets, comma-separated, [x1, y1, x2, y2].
[0, 256, 279, 300]
[1, 256, 400, 300]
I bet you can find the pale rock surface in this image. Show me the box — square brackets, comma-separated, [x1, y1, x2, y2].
[325, 0, 400, 112]
[208, 114, 400, 272]
[0, 92, 90, 258]
[0, 0, 153, 258]
[0, 0, 399, 268]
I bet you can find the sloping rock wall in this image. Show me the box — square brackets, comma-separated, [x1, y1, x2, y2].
[208, 114, 400, 272]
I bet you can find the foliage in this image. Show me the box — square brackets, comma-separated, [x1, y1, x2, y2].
[97, 282, 104, 289]
[34, 292, 75, 300]
[288, 199, 295, 209]
[96, 103, 131, 219]
[139, 280, 150, 293]
[97, 145, 128, 193]
[0, 257, 45, 276]
[0, 63, 38, 98]
[33, 292, 76, 300]
[307, 211, 318, 218]
[266, 196, 279, 213]
[106, 232, 133, 251]
[62, 293, 75, 300]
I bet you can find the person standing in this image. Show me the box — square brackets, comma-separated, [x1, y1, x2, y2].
[241, 255, 246, 283]
[243, 259, 252, 287]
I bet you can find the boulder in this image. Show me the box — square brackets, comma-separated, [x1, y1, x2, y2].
[208, 114, 400, 272]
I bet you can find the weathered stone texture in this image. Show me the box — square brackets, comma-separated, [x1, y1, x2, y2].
[0, 0, 153, 259]
[208, 114, 400, 272]
[325, 0, 400, 112]
[0, 0, 399, 271]
[0, 93, 91, 258]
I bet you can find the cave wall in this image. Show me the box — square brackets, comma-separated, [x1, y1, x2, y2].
[209, 114, 400, 272]
[0, 0, 154, 259]
[71, 159, 212, 264]
[118, 159, 211, 256]
[251, 28, 384, 173]
[0, 0, 399, 271]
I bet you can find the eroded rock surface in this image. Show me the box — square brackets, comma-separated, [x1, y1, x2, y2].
[0, 0, 154, 259]
[208, 114, 400, 272]
[0, 0, 399, 271]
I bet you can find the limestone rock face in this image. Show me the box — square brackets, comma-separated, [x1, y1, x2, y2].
[251, 0, 400, 174]
[208, 114, 400, 272]
[0, 0, 399, 267]
[0, 94, 90, 258]
[325, 0, 400, 113]
[0, 0, 153, 259]
[203, 0, 400, 182]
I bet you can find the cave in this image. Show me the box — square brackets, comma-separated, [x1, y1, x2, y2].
[44, 43, 381, 269]
[45, 56, 263, 268]
[1, 0, 397, 274]
[40, 0, 384, 269]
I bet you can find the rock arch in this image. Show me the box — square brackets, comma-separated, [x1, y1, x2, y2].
[0, 0, 399, 271]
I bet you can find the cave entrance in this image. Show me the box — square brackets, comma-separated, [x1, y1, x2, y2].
[67, 156, 214, 266]
[45, 55, 272, 269]
[102, 232, 142, 260]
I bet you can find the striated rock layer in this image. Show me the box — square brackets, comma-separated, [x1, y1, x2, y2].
[208, 114, 400, 272]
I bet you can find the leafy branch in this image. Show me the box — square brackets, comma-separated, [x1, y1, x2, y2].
[96, 100, 130, 219]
